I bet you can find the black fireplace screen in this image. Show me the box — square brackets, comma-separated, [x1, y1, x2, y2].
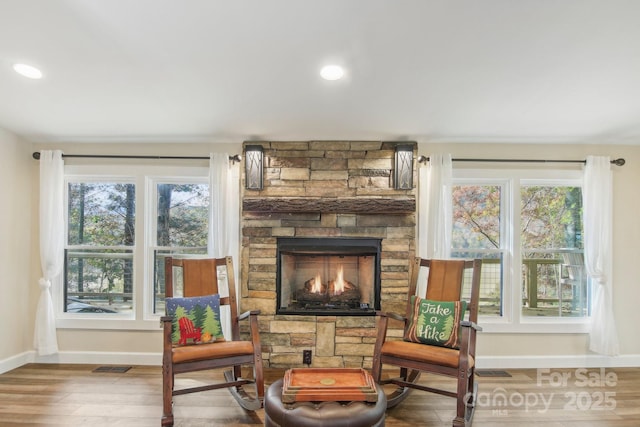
[276, 238, 381, 315]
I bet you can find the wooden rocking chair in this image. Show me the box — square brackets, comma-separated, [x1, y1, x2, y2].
[372, 258, 482, 427]
[161, 256, 263, 426]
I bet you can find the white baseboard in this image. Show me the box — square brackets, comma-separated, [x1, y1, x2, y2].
[0, 352, 33, 374]
[0, 351, 161, 374]
[35, 350, 162, 366]
[477, 354, 640, 369]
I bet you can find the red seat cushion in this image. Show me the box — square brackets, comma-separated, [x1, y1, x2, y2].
[380, 340, 474, 369]
[172, 340, 254, 364]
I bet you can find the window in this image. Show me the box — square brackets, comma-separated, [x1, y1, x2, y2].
[150, 181, 209, 315]
[451, 182, 505, 317]
[451, 169, 588, 330]
[61, 165, 209, 329]
[520, 184, 585, 318]
[66, 181, 135, 315]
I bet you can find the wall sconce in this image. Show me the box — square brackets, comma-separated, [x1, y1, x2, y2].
[244, 145, 264, 190]
[394, 145, 414, 190]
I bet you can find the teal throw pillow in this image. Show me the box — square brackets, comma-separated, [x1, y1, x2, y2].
[166, 294, 224, 346]
[404, 296, 467, 349]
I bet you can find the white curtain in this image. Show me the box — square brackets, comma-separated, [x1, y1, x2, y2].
[209, 153, 240, 340]
[417, 153, 453, 295]
[34, 150, 64, 355]
[583, 156, 619, 356]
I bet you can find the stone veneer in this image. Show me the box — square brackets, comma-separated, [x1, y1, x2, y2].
[240, 141, 416, 369]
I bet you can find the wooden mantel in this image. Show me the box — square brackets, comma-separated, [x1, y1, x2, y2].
[242, 197, 416, 214]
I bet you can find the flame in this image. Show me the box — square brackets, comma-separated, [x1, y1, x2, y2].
[333, 265, 345, 295]
[311, 273, 322, 293]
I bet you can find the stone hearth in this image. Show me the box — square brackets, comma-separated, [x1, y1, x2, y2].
[240, 141, 416, 369]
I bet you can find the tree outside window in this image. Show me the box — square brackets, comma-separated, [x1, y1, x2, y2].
[521, 185, 584, 317]
[153, 182, 209, 314]
[451, 184, 503, 316]
[66, 182, 135, 313]
[451, 179, 586, 319]
[65, 178, 209, 317]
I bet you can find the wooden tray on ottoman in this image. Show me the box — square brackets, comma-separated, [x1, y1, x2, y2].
[281, 368, 378, 403]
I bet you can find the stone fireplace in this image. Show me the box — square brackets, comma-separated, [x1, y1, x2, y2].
[240, 141, 416, 369]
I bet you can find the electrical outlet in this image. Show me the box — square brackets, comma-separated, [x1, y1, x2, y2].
[303, 350, 312, 365]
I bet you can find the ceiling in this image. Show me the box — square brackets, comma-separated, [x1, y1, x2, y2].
[1, 0, 640, 145]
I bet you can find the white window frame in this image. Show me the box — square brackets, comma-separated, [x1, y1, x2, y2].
[453, 167, 589, 334]
[57, 164, 209, 330]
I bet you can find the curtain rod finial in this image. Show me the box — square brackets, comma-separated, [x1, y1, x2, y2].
[32, 152, 41, 160]
[612, 158, 625, 166]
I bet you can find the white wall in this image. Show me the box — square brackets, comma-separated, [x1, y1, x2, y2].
[0, 128, 33, 371]
[7, 140, 639, 370]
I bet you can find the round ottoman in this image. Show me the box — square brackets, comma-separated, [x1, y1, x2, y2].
[264, 378, 386, 427]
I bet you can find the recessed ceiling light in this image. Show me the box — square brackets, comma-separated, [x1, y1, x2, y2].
[13, 63, 43, 79]
[320, 65, 344, 81]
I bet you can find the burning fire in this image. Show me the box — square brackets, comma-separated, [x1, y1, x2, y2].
[308, 265, 346, 295]
[333, 265, 345, 295]
[310, 273, 323, 293]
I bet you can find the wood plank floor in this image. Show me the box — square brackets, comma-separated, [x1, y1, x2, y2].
[0, 364, 639, 426]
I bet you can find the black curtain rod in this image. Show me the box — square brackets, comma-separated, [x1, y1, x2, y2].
[32, 151, 625, 166]
[32, 152, 241, 162]
[417, 156, 625, 166]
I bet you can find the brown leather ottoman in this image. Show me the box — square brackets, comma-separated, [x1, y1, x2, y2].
[264, 378, 386, 427]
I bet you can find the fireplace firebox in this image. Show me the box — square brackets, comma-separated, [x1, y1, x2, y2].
[276, 238, 382, 316]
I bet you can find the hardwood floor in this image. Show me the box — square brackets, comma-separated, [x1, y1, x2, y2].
[0, 364, 639, 426]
